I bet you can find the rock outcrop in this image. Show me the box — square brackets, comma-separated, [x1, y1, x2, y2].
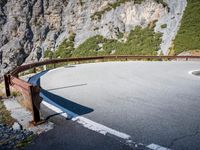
[0, 0, 186, 76]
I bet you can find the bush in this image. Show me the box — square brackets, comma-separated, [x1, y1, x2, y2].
[161, 24, 167, 29]
[44, 49, 54, 58]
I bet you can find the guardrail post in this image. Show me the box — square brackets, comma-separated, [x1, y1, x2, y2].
[4, 74, 11, 97]
[29, 85, 41, 124]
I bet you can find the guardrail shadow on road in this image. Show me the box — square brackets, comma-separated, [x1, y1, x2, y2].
[30, 71, 93, 117]
[41, 89, 94, 116]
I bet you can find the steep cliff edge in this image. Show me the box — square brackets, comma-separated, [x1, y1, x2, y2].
[0, 0, 187, 76]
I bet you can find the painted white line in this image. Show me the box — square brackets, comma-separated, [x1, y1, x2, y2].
[72, 116, 131, 139]
[147, 143, 171, 150]
[42, 100, 131, 140]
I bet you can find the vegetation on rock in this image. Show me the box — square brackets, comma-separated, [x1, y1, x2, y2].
[174, 0, 200, 54]
[91, 0, 168, 20]
[160, 24, 167, 29]
[45, 32, 76, 59]
[45, 25, 162, 58]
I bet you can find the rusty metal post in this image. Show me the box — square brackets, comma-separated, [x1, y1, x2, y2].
[29, 85, 42, 125]
[4, 74, 11, 97]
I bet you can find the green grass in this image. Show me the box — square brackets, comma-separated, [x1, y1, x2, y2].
[174, 0, 200, 54]
[91, 0, 168, 20]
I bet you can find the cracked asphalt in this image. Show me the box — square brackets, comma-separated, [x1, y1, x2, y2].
[29, 61, 200, 150]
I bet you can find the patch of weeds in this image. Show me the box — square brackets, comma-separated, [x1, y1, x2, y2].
[15, 135, 35, 148]
[0, 100, 15, 125]
[11, 91, 21, 97]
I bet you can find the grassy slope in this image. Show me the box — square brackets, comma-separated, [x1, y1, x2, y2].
[174, 0, 200, 54]
[73, 26, 162, 56]
[45, 25, 162, 58]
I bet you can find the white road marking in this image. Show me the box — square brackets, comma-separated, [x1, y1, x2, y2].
[147, 143, 171, 150]
[72, 116, 131, 139]
[42, 100, 132, 140]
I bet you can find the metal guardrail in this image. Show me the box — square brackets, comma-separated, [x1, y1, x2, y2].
[3, 55, 200, 125]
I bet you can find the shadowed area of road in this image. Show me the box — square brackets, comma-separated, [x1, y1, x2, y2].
[41, 89, 93, 116]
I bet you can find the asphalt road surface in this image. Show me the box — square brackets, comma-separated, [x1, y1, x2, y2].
[28, 61, 200, 150]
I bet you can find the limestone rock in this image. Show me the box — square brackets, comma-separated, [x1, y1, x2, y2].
[0, 0, 186, 76]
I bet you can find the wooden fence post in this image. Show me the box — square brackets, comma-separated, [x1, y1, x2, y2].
[4, 74, 11, 97]
[29, 85, 42, 124]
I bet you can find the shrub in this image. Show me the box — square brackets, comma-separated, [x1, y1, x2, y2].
[161, 24, 167, 29]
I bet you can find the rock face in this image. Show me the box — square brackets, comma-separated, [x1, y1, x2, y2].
[155, 0, 187, 55]
[0, 0, 185, 76]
